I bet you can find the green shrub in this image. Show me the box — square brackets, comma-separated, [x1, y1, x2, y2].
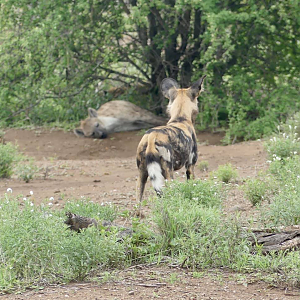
[14, 158, 39, 183]
[0, 143, 19, 178]
[260, 156, 300, 227]
[210, 163, 238, 183]
[264, 125, 300, 161]
[198, 160, 209, 172]
[282, 112, 300, 138]
[243, 176, 275, 206]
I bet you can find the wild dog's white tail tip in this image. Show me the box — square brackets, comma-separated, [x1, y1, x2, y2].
[147, 162, 164, 194]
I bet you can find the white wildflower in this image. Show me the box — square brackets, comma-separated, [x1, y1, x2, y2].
[30, 191, 33, 195]
[49, 197, 54, 201]
[6, 188, 12, 193]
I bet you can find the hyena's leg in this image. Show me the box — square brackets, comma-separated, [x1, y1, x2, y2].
[186, 164, 195, 180]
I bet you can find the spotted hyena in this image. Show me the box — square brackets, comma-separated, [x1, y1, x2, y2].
[74, 100, 166, 139]
[136, 76, 206, 202]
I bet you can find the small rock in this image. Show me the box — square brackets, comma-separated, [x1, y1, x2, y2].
[229, 205, 246, 212]
[128, 291, 134, 295]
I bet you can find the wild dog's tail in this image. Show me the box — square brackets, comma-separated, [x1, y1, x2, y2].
[145, 135, 165, 195]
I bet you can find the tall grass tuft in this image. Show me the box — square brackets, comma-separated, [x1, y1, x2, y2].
[151, 179, 249, 268]
[264, 124, 300, 161]
[0, 143, 19, 178]
[260, 156, 300, 227]
[210, 163, 238, 183]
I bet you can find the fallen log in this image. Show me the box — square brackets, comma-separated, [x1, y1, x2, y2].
[247, 225, 300, 254]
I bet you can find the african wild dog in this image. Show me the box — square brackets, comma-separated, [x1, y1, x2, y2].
[136, 76, 206, 202]
[74, 100, 166, 139]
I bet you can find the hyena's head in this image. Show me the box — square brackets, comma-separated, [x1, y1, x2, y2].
[74, 108, 108, 139]
[161, 75, 206, 123]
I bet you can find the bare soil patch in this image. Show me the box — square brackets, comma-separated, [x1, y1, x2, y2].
[1, 128, 298, 299]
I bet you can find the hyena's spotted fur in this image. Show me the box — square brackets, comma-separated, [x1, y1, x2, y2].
[74, 100, 166, 139]
[136, 76, 206, 202]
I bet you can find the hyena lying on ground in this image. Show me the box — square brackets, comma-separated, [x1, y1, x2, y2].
[136, 75, 206, 203]
[74, 100, 166, 139]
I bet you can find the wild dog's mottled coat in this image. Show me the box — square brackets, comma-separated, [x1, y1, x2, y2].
[136, 76, 206, 202]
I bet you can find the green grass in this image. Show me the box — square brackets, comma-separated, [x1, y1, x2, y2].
[197, 160, 209, 172]
[243, 174, 276, 206]
[0, 196, 127, 292]
[210, 163, 238, 183]
[0, 143, 39, 182]
[0, 143, 19, 178]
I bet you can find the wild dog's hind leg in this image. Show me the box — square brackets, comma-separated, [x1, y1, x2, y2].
[186, 164, 196, 180]
[161, 159, 173, 182]
[136, 168, 148, 203]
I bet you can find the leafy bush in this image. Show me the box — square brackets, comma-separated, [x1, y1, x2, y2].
[0, 143, 39, 182]
[282, 112, 300, 137]
[210, 163, 238, 183]
[264, 124, 300, 161]
[243, 176, 275, 206]
[14, 158, 39, 183]
[261, 156, 300, 227]
[198, 160, 209, 172]
[0, 143, 19, 178]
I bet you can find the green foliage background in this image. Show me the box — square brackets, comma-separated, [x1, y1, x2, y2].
[0, 0, 299, 141]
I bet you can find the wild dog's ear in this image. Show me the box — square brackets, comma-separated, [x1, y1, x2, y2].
[74, 128, 85, 137]
[88, 107, 98, 118]
[161, 78, 180, 100]
[190, 75, 207, 99]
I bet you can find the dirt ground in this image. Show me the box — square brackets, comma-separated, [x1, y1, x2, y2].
[0, 128, 299, 300]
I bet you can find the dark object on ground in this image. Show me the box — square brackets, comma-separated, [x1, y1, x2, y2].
[64, 212, 132, 240]
[65, 212, 98, 232]
[248, 225, 300, 254]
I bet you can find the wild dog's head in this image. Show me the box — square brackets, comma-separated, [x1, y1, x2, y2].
[161, 75, 206, 123]
[74, 108, 108, 139]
